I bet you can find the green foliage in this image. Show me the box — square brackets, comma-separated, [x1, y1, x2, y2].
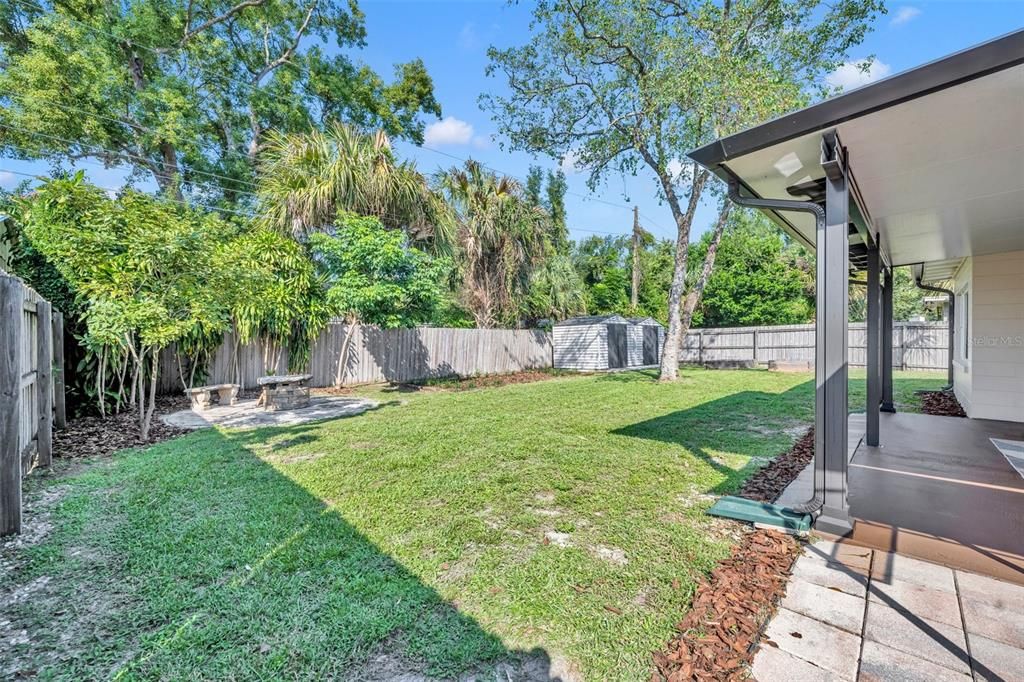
[256, 123, 448, 241]
[221, 227, 330, 371]
[0, 0, 441, 199]
[570, 234, 673, 322]
[849, 267, 942, 323]
[689, 210, 814, 327]
[309, 212, 446, 328]
[435, 160, 553, 328]
[526, 253, 587, 322]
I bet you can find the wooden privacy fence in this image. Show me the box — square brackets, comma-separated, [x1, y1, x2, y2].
[682, 322, 949, 371]
[1, 271, 66, 536]
[159, 324, 554, 392]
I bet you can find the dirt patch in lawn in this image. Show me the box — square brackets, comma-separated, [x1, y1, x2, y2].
[651, 529, 801, 681]
[737, 428, 814, 504]
[53, 395, 191, 460]
[918, 389, 967, 417]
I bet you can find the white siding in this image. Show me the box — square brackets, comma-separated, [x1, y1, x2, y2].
[957, 251, 1024, 422]
[952, 258, 973, 416]
[552, 324, 607, 370]
[626, 325, 644, 366]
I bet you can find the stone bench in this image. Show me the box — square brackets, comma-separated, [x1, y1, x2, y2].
[257, 374, 313, 411]
[186, 383, 240, 411]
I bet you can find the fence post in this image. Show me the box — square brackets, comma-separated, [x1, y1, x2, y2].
[752, 329, 759, 364]
[51, 310, 66, 430]
[697, 331, 703, 365]
[36, 299, 53, 468]
[1, 276, 23, 535]
[898, 324, 906, 370]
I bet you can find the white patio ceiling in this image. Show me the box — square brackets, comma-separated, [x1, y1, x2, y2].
[689, 31, 1024, 275]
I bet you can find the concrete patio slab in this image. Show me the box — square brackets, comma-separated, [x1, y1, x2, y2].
[870, 551, 956, 592]
[751, 539, 1024, 681]
[867, 577, 963, 629]
[780, 579, 866, 634]
[751, 645, 835, 682]
[969, 631, 1024, 681]
[858, 641, 971, 682]
[862, 601, 970, 675]
[791, 555, 868, 597]
[961, 593, 1024, 648]
[801, 539, 873, 571]
[162, 396, 378, 430]
[761, 607, 860, 680]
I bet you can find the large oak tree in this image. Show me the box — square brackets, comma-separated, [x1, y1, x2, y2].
[483, 0, 883, 379]
[0, 0, 441, 201]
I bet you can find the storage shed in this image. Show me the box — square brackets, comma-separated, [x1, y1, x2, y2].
[553, 315, 665, 371]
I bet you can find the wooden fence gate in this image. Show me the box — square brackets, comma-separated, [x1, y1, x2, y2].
[1, 271, 66, 536]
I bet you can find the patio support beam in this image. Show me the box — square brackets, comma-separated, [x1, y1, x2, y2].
[866, 244, 881, 446]
[882, 268, 895, 412]
[816, 131, 853, 536]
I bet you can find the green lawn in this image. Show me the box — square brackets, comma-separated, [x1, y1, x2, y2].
[3, 369, 942, 680]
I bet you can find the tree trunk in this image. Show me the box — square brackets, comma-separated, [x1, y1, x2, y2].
[631, 206, 640, 311]
[335, 317, 359, 387]
[140, 349, 159, 441]
[681, 203, 732, 331]
[659, 168, 709, 381]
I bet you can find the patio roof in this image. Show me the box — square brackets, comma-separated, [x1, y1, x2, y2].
[687, 29, 1024, 275]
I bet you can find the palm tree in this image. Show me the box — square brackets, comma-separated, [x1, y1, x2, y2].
[256, 122, 450, 244]
[435, 160, 550, 328]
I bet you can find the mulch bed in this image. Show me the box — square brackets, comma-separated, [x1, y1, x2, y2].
[53, 395, 191, 459]
[651, 530, 801, 681]
[651, 428, 817, 680]
[738, 428, 815, 504]
[918, 390, 967, 417]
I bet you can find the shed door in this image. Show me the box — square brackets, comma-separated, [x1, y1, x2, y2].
[642, 326, 659, 365]
[607, 324, 627, 368]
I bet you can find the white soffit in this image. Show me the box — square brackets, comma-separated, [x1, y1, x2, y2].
[723, 63, 1024, 266]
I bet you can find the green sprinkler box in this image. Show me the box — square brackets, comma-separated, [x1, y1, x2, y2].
[707, 496, 812, 534]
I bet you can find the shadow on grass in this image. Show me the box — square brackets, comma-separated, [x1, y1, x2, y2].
[8, 425, 566, 680]
[612, 374, 944, 495]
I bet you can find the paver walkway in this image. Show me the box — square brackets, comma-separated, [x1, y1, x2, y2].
[751, 538, 1024, 681]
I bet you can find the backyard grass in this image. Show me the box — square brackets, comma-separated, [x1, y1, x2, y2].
[2, 368, 943, 680]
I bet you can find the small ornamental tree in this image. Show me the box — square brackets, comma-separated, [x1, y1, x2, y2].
[18, 174, 238, 438]
[308, 212, 447, 386]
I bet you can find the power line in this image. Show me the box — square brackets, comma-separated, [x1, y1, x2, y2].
[0, 166, 257, 217]
[9, 0, 688, 236]
[6, 0, 676, 232]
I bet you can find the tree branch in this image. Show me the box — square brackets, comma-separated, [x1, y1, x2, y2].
[181, 0, 266, 45]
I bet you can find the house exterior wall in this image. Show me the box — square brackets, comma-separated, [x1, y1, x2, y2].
[956, 251, 1024, 422]
[552, 324, 607, 370]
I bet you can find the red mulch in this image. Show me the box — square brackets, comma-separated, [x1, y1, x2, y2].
[919, 390, 967, 417]
[738, 428, 815, 504]
[651, 530, 801, 682]
[53, 395, 191, 459]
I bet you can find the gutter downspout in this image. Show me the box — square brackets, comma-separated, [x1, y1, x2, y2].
[728, 178, 826, 517]
[914, 277, 955, 390]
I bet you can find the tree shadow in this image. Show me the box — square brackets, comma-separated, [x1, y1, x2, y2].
[358, 326, 456, 384]
[613, 381, 816, 495]
[13, 425, 566, 680]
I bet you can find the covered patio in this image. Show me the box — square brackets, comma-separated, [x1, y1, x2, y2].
[688, 28, 1024, 579]
[778, 412, 1024, 585]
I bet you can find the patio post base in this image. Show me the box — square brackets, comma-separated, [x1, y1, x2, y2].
[880, 402, 896, 413]
[814, 509, 854, 537]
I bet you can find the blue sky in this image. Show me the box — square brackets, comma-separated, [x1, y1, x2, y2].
[2, 1, 1022, 243]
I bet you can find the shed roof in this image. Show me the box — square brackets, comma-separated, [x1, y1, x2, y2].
[555, 314, 630, 327]
[627, 317, 663, 327]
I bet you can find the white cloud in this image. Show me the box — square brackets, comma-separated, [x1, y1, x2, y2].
[0, 171, 14, 187]
[560, 149, 583, 175]
[891, 6, 921, 26]
[826, 59, 892, 92]
[666, 159, 693, 184]
[424, 116, 475, 147]
[458, 22, 479, 50]
[471, 134, 492, 150]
